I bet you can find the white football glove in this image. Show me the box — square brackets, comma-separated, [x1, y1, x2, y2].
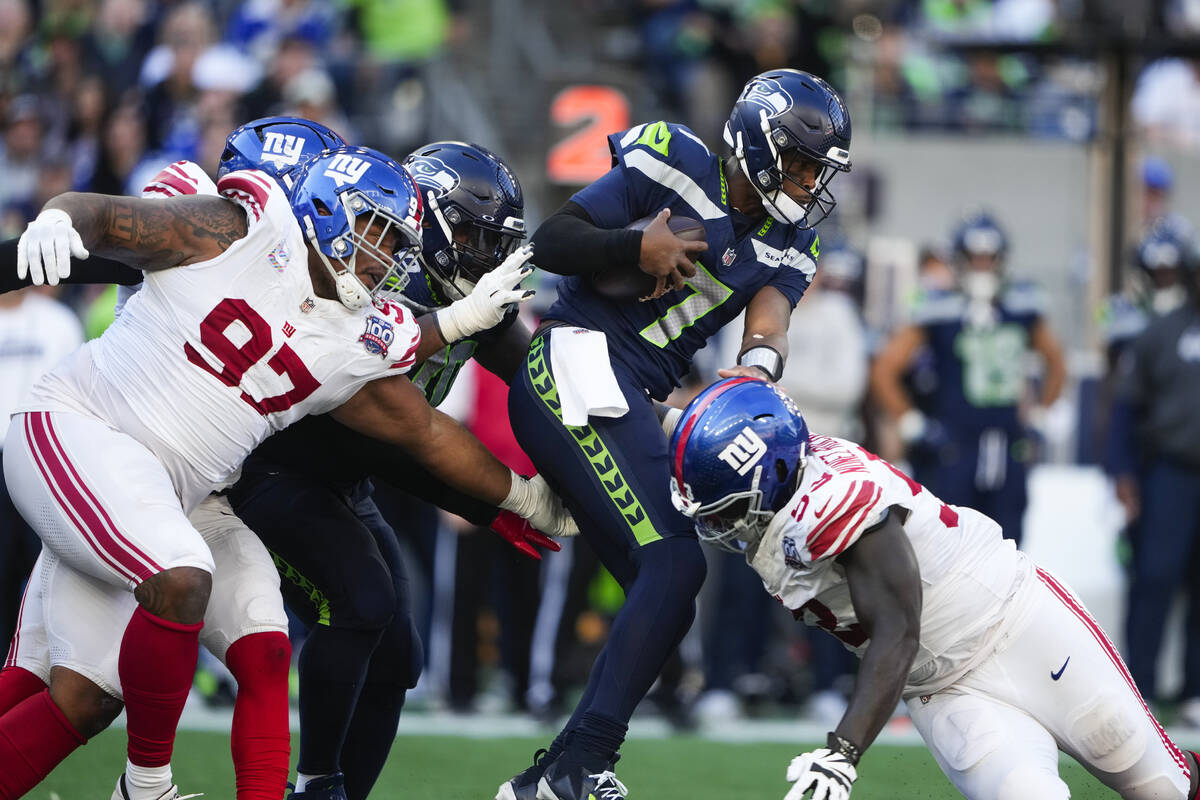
[434, 244, 535, 343]
[17, 208, 89, 286]
[500, 471, 579, 538]
[784, 746, 857, 800]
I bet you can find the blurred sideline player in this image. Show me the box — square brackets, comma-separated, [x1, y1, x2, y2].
[669, 377, 1200, 800]
[870, 211, 1066, 547]
[0, 145, 574, 800]
[498, 68, 851, 800]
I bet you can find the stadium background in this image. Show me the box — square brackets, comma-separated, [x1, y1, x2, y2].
[3, 0, 1200, 796]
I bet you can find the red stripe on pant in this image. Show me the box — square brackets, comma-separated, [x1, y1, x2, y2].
[38, 413, 163, 577]
[1036, 567, 1190, 779]
[23, 412, 160, 583]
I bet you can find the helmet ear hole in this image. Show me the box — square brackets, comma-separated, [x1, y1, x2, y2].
[312, 198, 333, 217]
[774, 457, 789, 483]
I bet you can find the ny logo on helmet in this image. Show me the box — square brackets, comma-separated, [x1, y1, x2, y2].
[261, 132, 306, 167]
[324, 154, 371, 188]
[407, 157, 460, 194]
[741, 77, 793, 117]
[718, 426, 767, 475]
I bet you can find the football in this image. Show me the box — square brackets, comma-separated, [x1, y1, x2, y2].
[586, 213, 707, 302]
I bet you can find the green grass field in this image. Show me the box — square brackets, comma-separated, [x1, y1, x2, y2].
[28, 729, 1117, 799]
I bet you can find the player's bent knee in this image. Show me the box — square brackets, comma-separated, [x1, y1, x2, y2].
[135, 566, 213, 624]
[995, 765, 1070, 800]
[369, 616, 423, 690]
[47, 666, 123, 739]
[339, 567, 396, 631]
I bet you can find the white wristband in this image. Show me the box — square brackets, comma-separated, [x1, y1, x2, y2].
[499, 469, 529, 515]
[738, 346, 783, 382]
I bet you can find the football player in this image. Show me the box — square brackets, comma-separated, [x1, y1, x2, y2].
[0, 120, 554, 800]
[668, 376, 1200, 800]
[0, 146, 574, 800]
[870, 211, 1066, 547]
[497, 68, 851, 800]
[227, 139, 548, 800]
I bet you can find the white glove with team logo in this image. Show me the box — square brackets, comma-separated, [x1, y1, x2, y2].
[434, 244, 535, 343]
[784, 745, 857, 800]
[17, 208, 89, 286]
[500, 471, 579, 538]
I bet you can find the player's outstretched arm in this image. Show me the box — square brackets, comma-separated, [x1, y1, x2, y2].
[1, 237, 143, 293]
[835, 508, 921, 751]
[30, 192, 247, 275]
[332, 374, 577, 536]
[719, 285, 793, 381]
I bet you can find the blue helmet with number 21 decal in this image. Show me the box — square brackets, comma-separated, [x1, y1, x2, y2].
[288, 145, 424, 311]
[669, 377, 809, 552]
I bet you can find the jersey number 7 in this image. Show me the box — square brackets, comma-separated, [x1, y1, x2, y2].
[184, 298, 320, 415]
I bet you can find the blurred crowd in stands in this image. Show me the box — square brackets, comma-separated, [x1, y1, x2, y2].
[3, 0, 1200, 734]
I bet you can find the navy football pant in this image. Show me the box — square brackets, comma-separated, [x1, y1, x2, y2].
[509, 333, 706, 755]
[1125, 458, 1200, 702]
[914, 427, 1029, 546]
[229, 473, 421, 800]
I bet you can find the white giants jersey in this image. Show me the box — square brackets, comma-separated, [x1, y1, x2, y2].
[23, 169, 420, 511]
[747, 434, 1035, 696]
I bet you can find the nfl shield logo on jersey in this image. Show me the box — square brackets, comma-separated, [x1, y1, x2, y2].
[358, 315, 395, 358]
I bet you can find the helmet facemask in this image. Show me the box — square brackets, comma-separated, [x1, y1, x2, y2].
[424, 189, 526, 300]
[727, 109, 850, 229]
[305, 189, 422, 310]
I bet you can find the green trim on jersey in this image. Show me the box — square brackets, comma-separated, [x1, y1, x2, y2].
[639, 261, 734, 348]
[636, 121, 673, 157]
[270, 551, 332, 625]
[526, 336, 661, 546]
[410, 339, 479, 406]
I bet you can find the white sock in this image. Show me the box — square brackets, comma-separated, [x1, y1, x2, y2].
[124, 760, 173, 798]
[295, 773, 331, 792]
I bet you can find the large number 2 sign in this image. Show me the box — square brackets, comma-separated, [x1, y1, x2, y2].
[184, 298, 319, 415]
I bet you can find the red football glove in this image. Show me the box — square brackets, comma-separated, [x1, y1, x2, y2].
[490, 509, 562, 560]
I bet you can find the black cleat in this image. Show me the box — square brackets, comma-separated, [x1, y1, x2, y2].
[287, 773, 348, 800]
[535, 754, 628, 800]
[496, 748, 553, 800]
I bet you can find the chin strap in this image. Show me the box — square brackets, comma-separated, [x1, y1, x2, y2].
[303, 215, 373, 310]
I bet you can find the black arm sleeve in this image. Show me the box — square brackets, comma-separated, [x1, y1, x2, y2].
[529, 201, 642, 276]
[0, 238, 144, 294]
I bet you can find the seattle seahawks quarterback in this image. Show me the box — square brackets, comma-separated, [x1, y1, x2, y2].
[498, 68, 851, 800]
[669, 377, 1200, 800]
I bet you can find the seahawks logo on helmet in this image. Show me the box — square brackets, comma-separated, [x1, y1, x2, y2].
[741, 77, 793, 118]
[406, 156, 461, 195]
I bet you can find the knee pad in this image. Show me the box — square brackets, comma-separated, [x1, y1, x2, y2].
[365, 616, 423, 690]
[996, 765, 1070, 800]
[641, 537, 708, 595]
[334, 560, 397, 632]
[1066, 692, 1146, 774]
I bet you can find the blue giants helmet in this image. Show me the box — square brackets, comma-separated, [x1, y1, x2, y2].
[402, 141, 526, 300]
[724, 69, 851, 229]
[288, 145, 423, 310]
[668, 377, 810, 551]
[219, 116, 346, 181]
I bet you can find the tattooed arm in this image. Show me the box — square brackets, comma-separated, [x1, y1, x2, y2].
[43, 192, 249, 271]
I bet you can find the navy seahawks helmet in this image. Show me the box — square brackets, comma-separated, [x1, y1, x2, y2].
[402, 141, 526, 301]
[669, 377, 809, 552]
[219, 116, 346, 181]
[288, 145, 423, 310]
[952, 211, 1008, 264]
[1134, 222, 1193, 275]
[724, 69, 851, 229]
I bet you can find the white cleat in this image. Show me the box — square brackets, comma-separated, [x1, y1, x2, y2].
[111, 774, 204, 800]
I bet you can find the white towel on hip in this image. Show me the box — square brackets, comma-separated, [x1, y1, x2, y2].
[549, 327, 629, 426]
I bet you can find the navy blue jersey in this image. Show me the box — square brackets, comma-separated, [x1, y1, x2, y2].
[398, 266, 518, 406]
[912, 281, 1044, 432]
[545, 121, 818, 400]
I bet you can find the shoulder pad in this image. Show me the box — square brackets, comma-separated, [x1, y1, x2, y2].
[611, 121, 710, 164]
[1000, 280, 1046, 315]
[141, 160, 218, 199]
[217, 169, 280, 223]
[910, 292, 966, 326]
[786, 471, 886, 564]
